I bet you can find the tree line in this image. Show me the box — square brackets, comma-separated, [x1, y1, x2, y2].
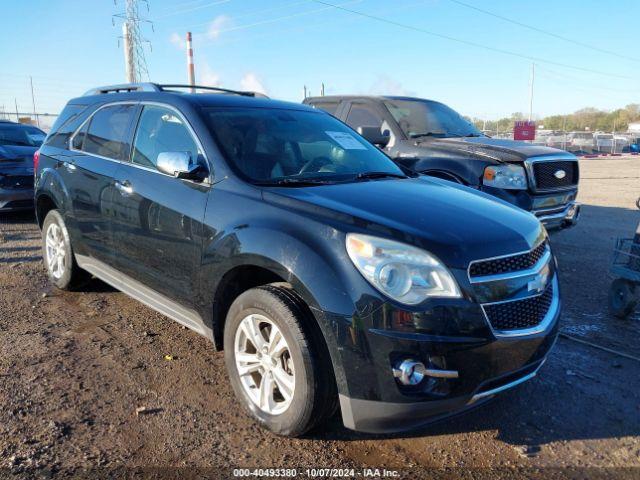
[470, 104, 640, 133]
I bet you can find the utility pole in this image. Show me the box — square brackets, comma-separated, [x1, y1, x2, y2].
[14, 99, 19, 123]
[528, 63, 535, 122]
[186, 32, 195, 91]
[115, 0, 152, 83]
[29, 76, 40, 127]
[122, 22, 135, 83]
[321, 83, 325, 96]
[303, 85, 307, 99]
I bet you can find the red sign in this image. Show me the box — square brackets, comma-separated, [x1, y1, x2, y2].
[514, 121, 536, 141]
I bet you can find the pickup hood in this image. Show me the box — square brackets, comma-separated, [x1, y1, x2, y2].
[264, 177, 543, 268]
[411, 136, 568, 163]
[0, 145, 36, 174]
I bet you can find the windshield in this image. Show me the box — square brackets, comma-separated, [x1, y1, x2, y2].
[0, 124, 46, 147]
[384, 99, 481, 139]
[201, 107, 405, 184]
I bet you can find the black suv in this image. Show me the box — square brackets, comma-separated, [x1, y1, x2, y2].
[304, 96, 580, 230]
[35, 83, 560, 436]
[0, 120, 46, 212]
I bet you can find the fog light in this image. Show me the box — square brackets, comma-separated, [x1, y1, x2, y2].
[392, 359, 460, 385]
[392, 359, 426, 385]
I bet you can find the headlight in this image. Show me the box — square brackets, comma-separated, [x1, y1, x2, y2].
[483, 164, 527, 190]
[345, 233, 461, 305]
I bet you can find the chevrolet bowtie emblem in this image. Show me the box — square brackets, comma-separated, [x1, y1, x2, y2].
[528, 270, 549, 293]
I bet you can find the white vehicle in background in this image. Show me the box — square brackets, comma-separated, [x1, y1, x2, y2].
[567, 132, 595, 154]
[594, 133, 614, 153]
[613, 135, 630, 153]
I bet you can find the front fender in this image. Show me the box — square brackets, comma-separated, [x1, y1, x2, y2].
[411, 156, 485, 186]
[198, 223, 373, 398]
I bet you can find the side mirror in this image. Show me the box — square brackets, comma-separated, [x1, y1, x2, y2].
[357, 126, 390, 147]
[156, 151, 205, 180]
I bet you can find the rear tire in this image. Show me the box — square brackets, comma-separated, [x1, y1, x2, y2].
[41, 210, 89, 290]
[223, 284, 337, 437]
[608, 279, 638, 319]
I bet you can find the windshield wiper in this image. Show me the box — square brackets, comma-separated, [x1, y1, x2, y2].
[355, 171, 407, 181]
[257, 178, 333, 187]
[409, 131, 447, 139]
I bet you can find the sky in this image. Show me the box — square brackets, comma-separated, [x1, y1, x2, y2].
[1, 0, 639, 124]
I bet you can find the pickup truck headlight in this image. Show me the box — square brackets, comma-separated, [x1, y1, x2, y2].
[346, 233, 461, 305]
[483, 164, 527, 190]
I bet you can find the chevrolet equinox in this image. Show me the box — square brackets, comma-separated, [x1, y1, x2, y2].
[35, 83, 560, 436]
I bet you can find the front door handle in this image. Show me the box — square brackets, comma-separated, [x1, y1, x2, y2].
[115, 180, 134, 196]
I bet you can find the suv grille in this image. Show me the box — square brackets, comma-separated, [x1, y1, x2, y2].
[483, 284, 554, 331]
[0, 175, 33, 190]
[532, 161, 578, 190]
[469, 241, 547, 278]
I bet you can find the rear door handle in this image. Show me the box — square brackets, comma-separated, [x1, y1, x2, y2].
[115, 180, 134, 196]
[63, 161, 76, 172]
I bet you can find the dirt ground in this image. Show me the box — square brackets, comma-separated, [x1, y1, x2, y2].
[0, 158, 639, 479]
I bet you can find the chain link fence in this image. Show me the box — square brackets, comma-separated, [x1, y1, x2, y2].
[490, 129, 638, 154]
[0, 111, 59, 132]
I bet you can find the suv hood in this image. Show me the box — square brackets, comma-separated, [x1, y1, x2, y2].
[264, 177, 543, 268]
[411, 136, 567, 163]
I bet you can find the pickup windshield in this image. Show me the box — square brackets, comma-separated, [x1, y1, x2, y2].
[384, 99, 482, 139]
[0, 124, 46, 147]
[201, 107, 405, 185]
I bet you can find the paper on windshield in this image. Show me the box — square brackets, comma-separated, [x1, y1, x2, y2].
[325, 131, 367, 150]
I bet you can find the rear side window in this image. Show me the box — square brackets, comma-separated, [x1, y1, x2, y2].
[80, 104, 136, 161]
[310, 101, 339, 115]
[131, 105, 201, 169]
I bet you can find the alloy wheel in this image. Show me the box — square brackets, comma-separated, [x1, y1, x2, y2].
[234, 314, 295, 415]
[45, 222, 66, 280]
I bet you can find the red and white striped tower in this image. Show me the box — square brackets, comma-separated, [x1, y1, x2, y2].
[186, 32, 195, 92]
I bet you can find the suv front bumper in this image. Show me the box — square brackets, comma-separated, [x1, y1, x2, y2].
[340, 358, 547, 433]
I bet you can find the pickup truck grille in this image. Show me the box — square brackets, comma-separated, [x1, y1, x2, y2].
[483, 283, 554, 331]
[0, 175, 34, 190]
[469, 241, 547, 278]
[532, 160, 578, 190]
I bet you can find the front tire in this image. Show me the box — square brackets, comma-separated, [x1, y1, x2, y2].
[41, 210, 89, 290]
[223, 285, 336, 437]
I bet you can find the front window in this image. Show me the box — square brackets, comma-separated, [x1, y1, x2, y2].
[384, 99, 481, 139]
[131, 105, 201, 170]
[0, 124, 46, 147]
[201, 107, 405, 185]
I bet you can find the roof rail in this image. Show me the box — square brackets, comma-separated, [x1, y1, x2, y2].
[158, 84, 265, 97]
[83, 83, 161, 96]
[83, 83, 268, 98]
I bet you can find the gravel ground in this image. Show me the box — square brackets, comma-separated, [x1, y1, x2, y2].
[0, 157, 638, 479]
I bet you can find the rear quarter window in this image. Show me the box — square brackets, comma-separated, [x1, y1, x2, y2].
[44, 104, 90, 149]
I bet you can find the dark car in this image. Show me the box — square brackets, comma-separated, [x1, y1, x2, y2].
[35, 83, 560, 436]
[0, 120, 45, 212]
[303, 96, 580, 230]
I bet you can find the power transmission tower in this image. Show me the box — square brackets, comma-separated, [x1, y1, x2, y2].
[114, 0, 153, 83]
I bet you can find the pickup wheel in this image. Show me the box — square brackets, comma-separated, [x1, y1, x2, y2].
[224, 284, 336, 437]
[41, 210, 89, 290]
